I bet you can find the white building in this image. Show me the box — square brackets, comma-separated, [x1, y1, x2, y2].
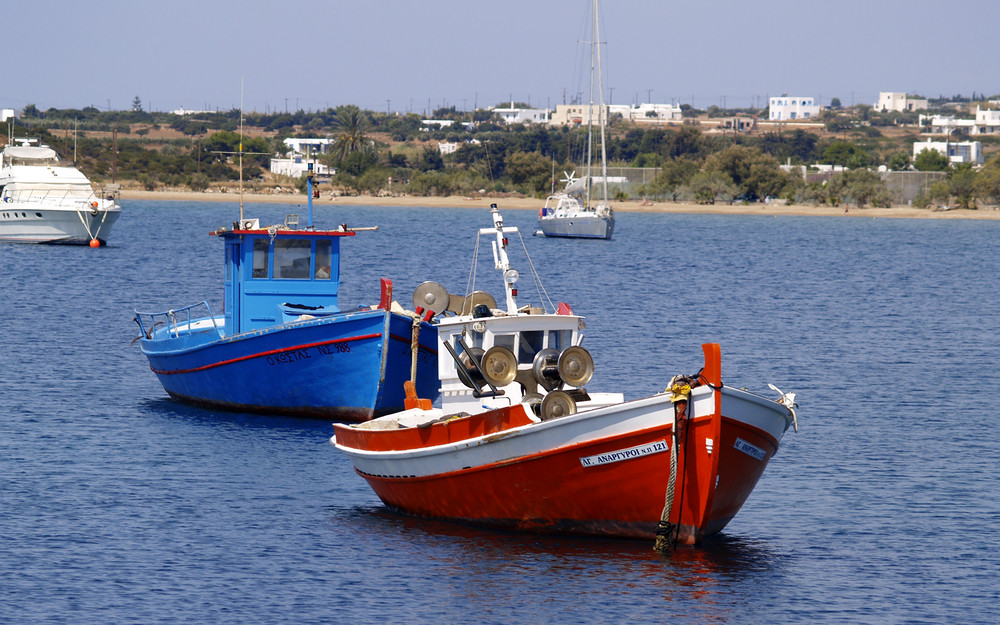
[550, 102, 681, 126]
[975, 106, 1000, 134]
[491, 103, 550, 125]
[438, 139, 480, 155]
[920, 106, 1000, 136]
[171, 107, 214, 116]
[549, 104, 604, 126]
[269, 155, 332, 178]
[875, 92, 929, 113]
[768, 96, 820, 121]
[269, 138, 334, 178]
[912, 139, 984, 165]
[628, 103, 683, 122]
[282, 138, 332, 155]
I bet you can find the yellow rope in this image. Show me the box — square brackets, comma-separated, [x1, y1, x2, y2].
[654, 377, 690, 554]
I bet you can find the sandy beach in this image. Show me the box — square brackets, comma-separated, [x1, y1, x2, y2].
[119, 189, 1000, 220]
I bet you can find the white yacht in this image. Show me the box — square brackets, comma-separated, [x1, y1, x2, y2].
[0, 139, 121, 245]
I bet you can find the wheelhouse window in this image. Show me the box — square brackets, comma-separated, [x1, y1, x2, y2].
[274, 239, 311, 279]
[518, 330, 545, 364]
[549, 330, 573, 351]
[252, 238, 270, 278]
[493, 333, 515, 354]
[314, 240, 332, 280]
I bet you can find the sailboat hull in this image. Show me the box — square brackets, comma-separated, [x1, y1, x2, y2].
[537, 213, 614, 239]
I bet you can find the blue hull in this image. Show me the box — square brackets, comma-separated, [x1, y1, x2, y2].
[139, 309, 438, 420]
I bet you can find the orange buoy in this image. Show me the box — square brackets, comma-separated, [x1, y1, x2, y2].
[89, 239, 100, 248]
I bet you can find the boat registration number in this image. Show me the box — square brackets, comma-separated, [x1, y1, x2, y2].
[580, 440, 668, 468]
[734, 438, 767, 461]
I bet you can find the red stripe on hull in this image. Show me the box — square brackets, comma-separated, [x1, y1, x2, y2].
[151, 332, 382, 375]
[388, 333, 438, 354]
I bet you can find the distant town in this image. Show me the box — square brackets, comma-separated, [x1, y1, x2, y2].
[4, 90, 999, 209]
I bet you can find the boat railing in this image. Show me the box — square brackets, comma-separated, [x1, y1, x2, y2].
[2, 187, 107, 208]
[134, 301, 223, 340]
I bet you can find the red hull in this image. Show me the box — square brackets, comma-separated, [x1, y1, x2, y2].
[344, 412, 778, 544]
[334, 344, 792, 545]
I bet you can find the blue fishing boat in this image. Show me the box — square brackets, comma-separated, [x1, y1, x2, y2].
[133, 174, 438, 420]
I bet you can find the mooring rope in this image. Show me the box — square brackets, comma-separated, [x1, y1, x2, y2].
[654, 377, 691, 554]
[409, 315, 421, 383]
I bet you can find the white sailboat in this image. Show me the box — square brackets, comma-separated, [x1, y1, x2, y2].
[537, 0, 615, 240]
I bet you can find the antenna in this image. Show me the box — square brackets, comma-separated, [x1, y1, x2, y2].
[239, 76, 244, 222]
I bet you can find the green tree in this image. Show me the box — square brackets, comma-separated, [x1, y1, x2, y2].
[417, 146, 444, 171]
[822, 141, 867, 167]
[888, 152, 911, 171]
[975, 154, 1000, 205]
[913, 148, 949, 171]
[330, 105, 375, 163]
[652, 158, 699, 201]
[827, 170, 890, 207]
[703, 145, 788, 200]
[506, 151, 550, 193]
[947, 163, 978, 209]
[687, 170, 738, 204]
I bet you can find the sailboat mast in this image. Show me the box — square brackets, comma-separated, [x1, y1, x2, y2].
[594, 0, 609, 205]
[585, 4, 595, 211]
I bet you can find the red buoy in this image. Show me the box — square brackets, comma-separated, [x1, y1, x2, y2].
[89, 239, 100, 248]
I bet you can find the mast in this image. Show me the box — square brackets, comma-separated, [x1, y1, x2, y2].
[594, 0, 609, 205]
[485, 204, 520, 314]
[584, 0, 595, 210]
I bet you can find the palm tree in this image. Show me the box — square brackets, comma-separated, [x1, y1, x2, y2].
[330, 105, 375, 163]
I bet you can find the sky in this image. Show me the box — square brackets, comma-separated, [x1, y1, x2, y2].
[5, 0, 999, 116]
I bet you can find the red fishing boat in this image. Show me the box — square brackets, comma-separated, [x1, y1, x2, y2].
[332, 205, 798, 547]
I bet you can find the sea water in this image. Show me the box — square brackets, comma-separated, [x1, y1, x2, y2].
[2, 201, 998, 624]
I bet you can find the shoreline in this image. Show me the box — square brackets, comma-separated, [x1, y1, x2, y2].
[119, 189, 1000, 220]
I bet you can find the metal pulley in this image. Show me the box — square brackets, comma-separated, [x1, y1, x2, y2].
[457, 346, 486, 389]
[540, 390, 576, 421]
[532, 348, 562, 391]
[558, 346, 594, 387]
[481, 346, 517, 387]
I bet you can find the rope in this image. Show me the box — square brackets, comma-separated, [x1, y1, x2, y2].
[654, 378, 691, 554]
[465, 230, 481, 301]
[514, 231, 556, 313]
[73, 205, 97, 241]
[409, 315, 421, 383]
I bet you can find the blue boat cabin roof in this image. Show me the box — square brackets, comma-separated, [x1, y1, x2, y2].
[213, 226, 356, 334]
